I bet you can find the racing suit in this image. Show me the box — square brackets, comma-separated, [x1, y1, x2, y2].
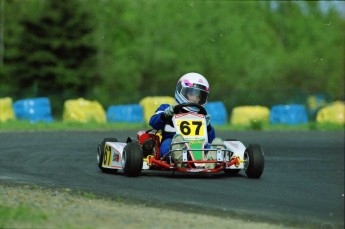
[149, 104, 216, 157]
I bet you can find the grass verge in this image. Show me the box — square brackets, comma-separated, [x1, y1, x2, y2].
[0, 183, 299, 229]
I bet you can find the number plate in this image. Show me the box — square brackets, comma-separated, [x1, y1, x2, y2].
[173, 113, 208, 142]
[177, 120, 205, 137]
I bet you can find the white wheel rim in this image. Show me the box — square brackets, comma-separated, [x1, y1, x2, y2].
[244, 151, 249, 170]
[122, 150, 126, 167]
[97, 146, 101, 163]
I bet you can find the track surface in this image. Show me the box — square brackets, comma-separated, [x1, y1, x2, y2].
[0, 130, 344, 228]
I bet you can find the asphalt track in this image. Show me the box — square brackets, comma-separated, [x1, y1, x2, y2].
[0, 130, 344, 228]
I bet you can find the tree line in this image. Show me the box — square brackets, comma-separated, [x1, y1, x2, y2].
[0, 0, 344, 116]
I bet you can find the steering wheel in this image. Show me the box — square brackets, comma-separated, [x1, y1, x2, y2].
[173, 102, 207, 115]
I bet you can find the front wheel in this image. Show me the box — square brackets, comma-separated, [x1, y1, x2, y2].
[97, 138, 118, 174]
[122, 141, 143, 177]
[244, 144, 264, 179]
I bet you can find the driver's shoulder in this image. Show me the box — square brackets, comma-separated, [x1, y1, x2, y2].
[157, 104, 171, 110]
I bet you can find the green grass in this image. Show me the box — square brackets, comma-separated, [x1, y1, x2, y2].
[0, 205, 47, 227]
[0, 119, 344, 131]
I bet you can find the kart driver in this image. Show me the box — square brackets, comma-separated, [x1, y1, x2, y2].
[149, 72, 222, 165]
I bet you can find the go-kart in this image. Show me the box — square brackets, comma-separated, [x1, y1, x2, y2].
[97, 103, 264, 178]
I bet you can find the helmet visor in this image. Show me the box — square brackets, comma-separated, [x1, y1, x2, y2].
[181, 87, 208, 105]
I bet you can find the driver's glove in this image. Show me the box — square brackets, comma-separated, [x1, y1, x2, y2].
[163, 105, 175, 118]
[205, 114, 211, 126]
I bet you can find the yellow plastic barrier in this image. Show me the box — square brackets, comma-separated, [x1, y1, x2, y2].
[139, 96, 175, 123]
[316, 101, 345, 125]
[230, 106, 270, 125]
[62, 98, 106, 123]
[0, 97, 16, 122]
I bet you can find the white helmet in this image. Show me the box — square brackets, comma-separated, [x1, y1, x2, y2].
[175, 72, 210, 112]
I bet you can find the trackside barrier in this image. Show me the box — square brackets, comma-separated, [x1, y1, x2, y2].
[139, 96, 175, 123]
[13, 97, 54, 123]
[0, 97, 16, 122]
[106, 104, 144, 123]
[306, 94, 327, 119]
[205, 101, 227, 125]
[230, 106, 270, 125]
[316, 101, 345, 125]
[63, 98, 106, 123]
[270, 104, 308, 125]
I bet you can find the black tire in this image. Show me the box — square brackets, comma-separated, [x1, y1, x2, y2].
[97, 138, 118, 174]
[122, 141, 143, 177]
[244, 144, 264, 179]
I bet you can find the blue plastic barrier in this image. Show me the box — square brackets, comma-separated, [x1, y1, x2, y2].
[13, 97, 54, 123]
[106, 104, 144, 123]
[205, 101, 228, 125]
[270, 104, 308, 125]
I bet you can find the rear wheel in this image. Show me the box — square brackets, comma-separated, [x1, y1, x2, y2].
[244, 144, 264, 179]
[97, 138, 118, 174]
[122, 141, 143, 177]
